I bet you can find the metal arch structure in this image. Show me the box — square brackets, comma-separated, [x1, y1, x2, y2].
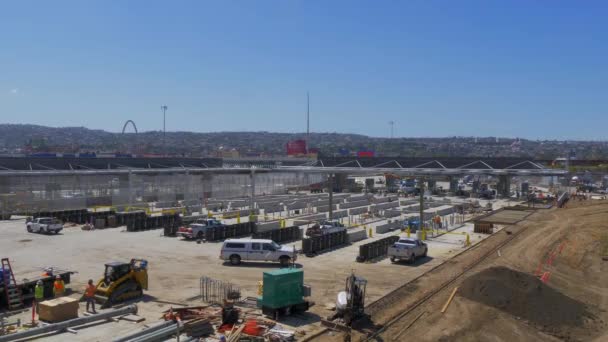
[121, 120, 138, 134]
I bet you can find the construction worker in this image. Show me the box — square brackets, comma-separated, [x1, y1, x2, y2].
[34, 280, 44, 312]
[85, 279, 97, 313]
[53, 275, 65, 298]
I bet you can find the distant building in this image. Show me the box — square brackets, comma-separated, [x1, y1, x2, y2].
[286, 140, 307, 156]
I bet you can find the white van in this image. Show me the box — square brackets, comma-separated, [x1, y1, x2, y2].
[220, 239, 297, 266]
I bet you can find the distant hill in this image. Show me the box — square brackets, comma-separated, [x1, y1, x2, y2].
[1, 123, 607, 159]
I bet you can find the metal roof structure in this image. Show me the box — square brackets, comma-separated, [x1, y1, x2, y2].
[0, 156, 568, 176]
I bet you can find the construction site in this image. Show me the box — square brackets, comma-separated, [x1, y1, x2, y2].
[0, 156, 606, 342]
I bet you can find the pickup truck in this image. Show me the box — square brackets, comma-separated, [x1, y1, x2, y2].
[306, 220, 346, 237]
[177, 218, 225, 239]
[26, 217, 64, 234]
[388, 238, 427, 263]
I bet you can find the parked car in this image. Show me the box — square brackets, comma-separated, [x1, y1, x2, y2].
[26, 217, 63, 234]
[388, 237, 427, 263]
[220, 239, 297, 266]
[177, 218, 225, 239]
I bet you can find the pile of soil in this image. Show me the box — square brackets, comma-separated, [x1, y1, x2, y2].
[459, 266, 594, 329]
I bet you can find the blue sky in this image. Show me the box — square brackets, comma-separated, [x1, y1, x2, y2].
[1, 1, 607, 139]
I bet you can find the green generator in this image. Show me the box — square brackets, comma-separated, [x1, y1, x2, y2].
[257, 268, 311, 319]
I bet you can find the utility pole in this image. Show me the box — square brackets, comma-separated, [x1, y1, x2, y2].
[306, 92, 310, 152]
[389, 121, 394, 139]
[419, 177, 425, 236]
[161, 105, 168, 156]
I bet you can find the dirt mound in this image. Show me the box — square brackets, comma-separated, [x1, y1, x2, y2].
[459, 266, 594, 329]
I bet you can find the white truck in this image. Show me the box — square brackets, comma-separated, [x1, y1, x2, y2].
[388, 238, 428, 263]
[305, 220, 346, 237]
[26, 217, 64, 234]
[177, 218, 225, 239]
[219, 239, 297, 266]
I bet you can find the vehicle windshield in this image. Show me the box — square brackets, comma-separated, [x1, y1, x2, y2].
[398, 239, 416, 244]
[272, 241, 282, 250]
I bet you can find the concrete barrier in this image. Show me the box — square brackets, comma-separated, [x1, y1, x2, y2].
[348, 206, 369, 216]
[286, 202, 307, 211]
[340, 200, 370, 209]
[293, 213, 327, 225]
[317, 205, 338, 213]
[375, 221, 402, 234]
[347, 229, 368, 243]
[332, 210, 348, 219]
[256, 221, 281, 232]
[383, 210, 401, 218]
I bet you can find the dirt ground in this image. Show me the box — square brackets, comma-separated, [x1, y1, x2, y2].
[0, 203, 492, 341]
[321, 200, 608, 342]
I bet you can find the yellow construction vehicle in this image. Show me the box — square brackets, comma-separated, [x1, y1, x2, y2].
[94, 259, 148, 308]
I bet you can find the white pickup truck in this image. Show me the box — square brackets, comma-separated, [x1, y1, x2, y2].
[177, 218, 225, 239]
[388, 238, 428, 263]
[26, 217, 64, 234]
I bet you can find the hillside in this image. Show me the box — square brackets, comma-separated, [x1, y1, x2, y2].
[1, 124, 607, 159]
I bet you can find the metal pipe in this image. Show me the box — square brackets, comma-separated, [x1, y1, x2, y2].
[0, 305, 137, 342]
[129, 323, 178, 342]
[113, 320, 175, 342]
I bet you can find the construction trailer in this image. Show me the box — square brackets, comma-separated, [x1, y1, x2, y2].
[0, 258, 73, 310]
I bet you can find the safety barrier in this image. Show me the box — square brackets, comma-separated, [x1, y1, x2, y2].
[357, 235, 400, 262]
[302, 230, 348, 256]
[126, 213, 181, 232]
[252, 226, 302, 243]
[332, 210, 348, 219]
[203, 222, 255, 242]
[383, 210, 401, 218]
[340, 200, 370, 209]
[255, 221, 281, 232]
[375, 221, 402, 234]
[348, 207, 369, 216]
[347, 229, 368, 243]
[316, 205, 338, 213]
[33, 209, 90, 224]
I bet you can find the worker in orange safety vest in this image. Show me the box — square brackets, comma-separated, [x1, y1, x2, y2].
[53, 275, 65, 297]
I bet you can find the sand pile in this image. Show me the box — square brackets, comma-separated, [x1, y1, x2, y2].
[459, 266, 594, 328]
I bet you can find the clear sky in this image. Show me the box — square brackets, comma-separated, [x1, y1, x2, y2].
[1, 1, 607, 139]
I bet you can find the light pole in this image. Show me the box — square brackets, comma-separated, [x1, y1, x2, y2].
[161, 105, 168, 155]
[389, 121, 395, 139]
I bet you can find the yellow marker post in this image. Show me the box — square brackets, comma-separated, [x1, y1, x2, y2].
[368, 226, 373, 238]
[465, 233, 471, 247]
[236, 212, 241, 224]
[257, 281, 263, 296]
[208, 212, 213, 218]
[406, 227, 411, 238]
[422, 228, 427, 240]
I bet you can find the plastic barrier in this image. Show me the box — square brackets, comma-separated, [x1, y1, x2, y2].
[357, 235, 400, 262]
[301, 230, 348, 256]
[252, 226, 302, 243]
[203, 222, 255, 241]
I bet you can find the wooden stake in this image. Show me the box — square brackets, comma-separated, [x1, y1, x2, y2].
[441, 287, 459, 313]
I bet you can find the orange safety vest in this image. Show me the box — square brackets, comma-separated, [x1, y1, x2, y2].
[85, 284, 96, 298]
[54, 280, 65, 294]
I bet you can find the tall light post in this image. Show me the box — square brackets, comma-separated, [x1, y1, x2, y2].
[161, 105, 168, 155]
[389, 121, 395, 139]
